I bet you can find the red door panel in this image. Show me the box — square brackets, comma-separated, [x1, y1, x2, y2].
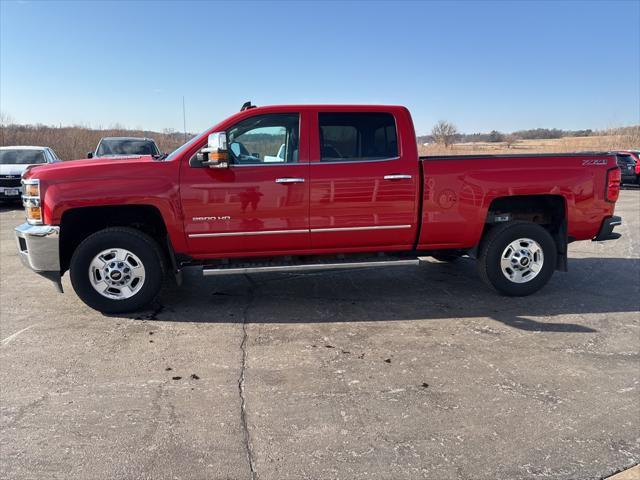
[309, 162, 418, 248]
[308, 107, 420, 250]
[180, 164, 309, 256]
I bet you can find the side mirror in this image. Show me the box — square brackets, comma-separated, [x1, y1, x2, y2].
[201, 132, 229, 169]
[87, 152, 93, 158]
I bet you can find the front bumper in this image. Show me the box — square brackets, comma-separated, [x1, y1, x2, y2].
[14, 223, 63, 291]
[593, 215, 622, 242]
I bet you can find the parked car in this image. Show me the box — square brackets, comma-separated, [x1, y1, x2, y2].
[615, 151, 638, 185]
[15, 104, 622, 313]
[0, 146, 61, 201]
[616, 150, 639, 185]
[88, 137, 160, 159]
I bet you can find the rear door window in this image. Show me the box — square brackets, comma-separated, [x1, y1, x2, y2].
[319, 112, 398, 162]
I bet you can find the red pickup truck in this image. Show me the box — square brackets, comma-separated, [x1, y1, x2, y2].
[15, 104, 622, 313]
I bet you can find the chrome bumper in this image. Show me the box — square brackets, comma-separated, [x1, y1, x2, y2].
[14, 223, 63, 291]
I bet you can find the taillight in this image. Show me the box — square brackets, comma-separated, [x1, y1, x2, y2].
[606, 167, 621, 203]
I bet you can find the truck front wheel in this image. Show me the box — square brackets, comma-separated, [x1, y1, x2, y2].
[478, 221, 556, 296]
[70, 227, 165, 313]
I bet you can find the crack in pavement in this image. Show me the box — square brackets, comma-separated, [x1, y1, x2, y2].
[239, 274, 257, 480]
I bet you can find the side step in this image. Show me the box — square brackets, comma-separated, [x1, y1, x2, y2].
[202, 257, 421, 276]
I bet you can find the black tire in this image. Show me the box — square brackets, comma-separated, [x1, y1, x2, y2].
[478, 221, 557, 296]
[70, 227, 165, 313]
[431, 254, 462, 263]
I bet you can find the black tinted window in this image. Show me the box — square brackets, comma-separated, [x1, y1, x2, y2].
[616, 154, 635, 165]
[0, 150, 47, 164]
[96, 139, 158, 156]
[319, 112, 398, 162]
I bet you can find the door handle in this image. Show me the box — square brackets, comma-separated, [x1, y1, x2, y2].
[276, 177, 305, 184]
[384, 174, 412, 180]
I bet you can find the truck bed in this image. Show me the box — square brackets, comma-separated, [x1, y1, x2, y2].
[416, 151, 616, 250]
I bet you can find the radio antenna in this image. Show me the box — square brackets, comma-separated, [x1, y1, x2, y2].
[182, 96, 187, 143]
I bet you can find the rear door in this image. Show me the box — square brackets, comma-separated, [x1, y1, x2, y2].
[308, 108, 420, 250]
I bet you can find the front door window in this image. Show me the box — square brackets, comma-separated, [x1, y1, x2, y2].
[227, 114, 299, 165]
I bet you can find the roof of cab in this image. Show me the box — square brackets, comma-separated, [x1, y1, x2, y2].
[99, 137, 155, 141]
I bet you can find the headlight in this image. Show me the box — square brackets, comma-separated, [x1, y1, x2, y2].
[24, 182, 39, 197]
[22, 179, 42, 224]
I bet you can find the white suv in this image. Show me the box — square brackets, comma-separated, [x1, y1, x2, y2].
[0, 146, 61, 201]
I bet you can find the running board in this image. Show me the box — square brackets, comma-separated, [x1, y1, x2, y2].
[202, 257, 421, 276]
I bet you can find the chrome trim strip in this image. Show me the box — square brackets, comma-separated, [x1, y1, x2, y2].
[275, 177, 305, 183]
[311, 224, 412, 233]
[203, 259, 420, 276]
[189, 224, 412, 238]
[228, 162, 304, 167]
[189, 229, 308, 238]
[383, 174, 412, 180]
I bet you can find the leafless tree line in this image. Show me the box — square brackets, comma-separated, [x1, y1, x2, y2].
[430, 119, 639, 149]
[0, 119, 189, 160]
[1, 113, 638, 160]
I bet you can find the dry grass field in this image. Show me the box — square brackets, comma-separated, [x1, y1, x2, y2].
[419, 133, 640, 156]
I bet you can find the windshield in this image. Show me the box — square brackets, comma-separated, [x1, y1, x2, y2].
[96, 139, 159, 157]
[0, 149, 47, 165]
[165, 132, 204, 162]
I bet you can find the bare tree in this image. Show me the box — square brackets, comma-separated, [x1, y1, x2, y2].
[431, 120, 458, 147]
[0, 111, 13, 126]
[504, 134, 519, 149]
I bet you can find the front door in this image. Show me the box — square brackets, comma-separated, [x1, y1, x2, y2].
[180, 112, 310, 257]
[309, 110, 419, 250]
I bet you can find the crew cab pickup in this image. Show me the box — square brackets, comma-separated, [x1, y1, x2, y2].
[15, 104, 623, 313]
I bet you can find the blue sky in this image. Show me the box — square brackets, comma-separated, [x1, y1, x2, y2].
[1, 0, 638, 135]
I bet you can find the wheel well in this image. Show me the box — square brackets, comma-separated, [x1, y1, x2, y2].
[59, 205, 171, 274]
[487, 195, 566, 227]
[482, 194, 568, 270]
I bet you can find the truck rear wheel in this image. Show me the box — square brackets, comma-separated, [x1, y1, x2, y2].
[70, 227, 165, 313]
[478, 221, 556, 296]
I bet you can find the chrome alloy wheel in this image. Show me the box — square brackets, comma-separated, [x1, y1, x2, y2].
[500, 238, 544, 284]
[88, 248, 146, 299]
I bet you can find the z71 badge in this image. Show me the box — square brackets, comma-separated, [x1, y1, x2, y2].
[582, 159, 608, 166]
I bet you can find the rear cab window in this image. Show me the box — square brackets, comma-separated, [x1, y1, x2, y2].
[319, 112, 398, 162]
